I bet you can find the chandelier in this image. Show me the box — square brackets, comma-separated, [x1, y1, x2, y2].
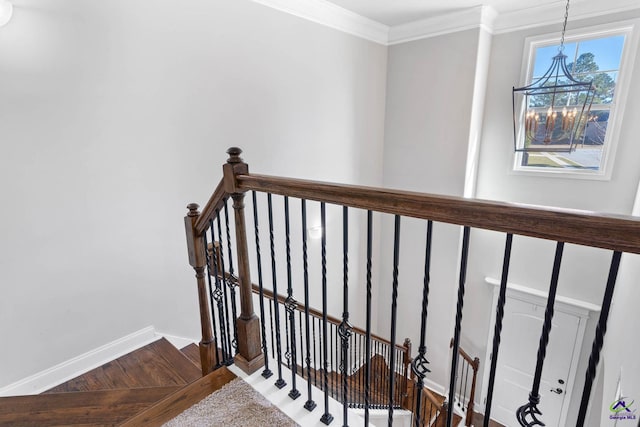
[512, 0, 596, 153]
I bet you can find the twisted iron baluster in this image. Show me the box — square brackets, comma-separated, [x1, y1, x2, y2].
[203, 227, 221, 368]
[447, 226, 471, 427]
[412, 220, 434, 427]
[223, 201, 239, 355]
[251, 191, 273, 379]
[319, 202, 334, 425]
[214, 212, 233, 364]
[338, 206, 352, 426]
[576, 251, 622, 425]
[388, 215, 402, 426]
[266, 193, 286, 389]
[283, 196, 300, 399]
[516, 241, 565, 427]
[301, 199, 317, 410]
[484, 233, 513, 427]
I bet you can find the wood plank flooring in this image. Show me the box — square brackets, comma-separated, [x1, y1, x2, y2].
[45, 338, 200, 394]
[0, 338, 205, 426]
[0, 386, 180, 426]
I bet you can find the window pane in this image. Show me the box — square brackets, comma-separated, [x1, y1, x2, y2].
[520, 109, 610, 170]
[518, 33, 625, 173]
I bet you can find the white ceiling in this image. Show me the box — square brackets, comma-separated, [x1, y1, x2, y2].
[325, 0, 587, 26]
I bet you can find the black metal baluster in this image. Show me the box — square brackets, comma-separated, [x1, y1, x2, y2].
[267, 193, 287, 389]
[388, 215, 402, 426]
[576, 251, 622, 426]
[516, 241, 565, 426]
[203, 227, 221, 368]
[283, 196, 301, 399]
[330, 323, 335, 397]
[299, 311, 304, 378]
[301, 199, 316, 411]
[484, 233, 513, 427]
[338, 206, 352, 426]
[223, 201, 239, 355]
[269, 299, 275, 360]
[251, 191, 273, 379]
[319, 202, 334, 425]
[214, 212, 234, 364]
[285, 306, 291, 369]
[447, 226, 471, 427]
[313, 317, 318, 387]
[412, 220, 434, 427]
[214, 214, 233, 365]
[463, 362, 469, 409]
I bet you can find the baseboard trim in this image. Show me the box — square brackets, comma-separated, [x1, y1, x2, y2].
[0, 326, 159, 396]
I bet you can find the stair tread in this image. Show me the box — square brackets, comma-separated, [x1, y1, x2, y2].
[45, 338, 200, 393]
[179, 343, 201, 370]
[121, 366, 236, 427]
[0, 386, 180, 426]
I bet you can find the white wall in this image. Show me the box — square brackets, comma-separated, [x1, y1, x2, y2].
[379, 29, 484, 392]
[0, 0, 387, 388]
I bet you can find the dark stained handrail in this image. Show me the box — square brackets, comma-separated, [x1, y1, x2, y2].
[195, 179, 228, 236]
[235, 173, 640, 254]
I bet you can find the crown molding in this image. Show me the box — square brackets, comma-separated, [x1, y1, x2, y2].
[388, 6, 497, 45]
[493, 0, 640, 34]
[252, 0, 389, 45]
[253, 0, 640, 46]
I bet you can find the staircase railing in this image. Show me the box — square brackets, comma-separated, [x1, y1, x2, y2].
[450, 339, 480, 426]
[250, 283, 411, 409]
[185, 147, 640, 427]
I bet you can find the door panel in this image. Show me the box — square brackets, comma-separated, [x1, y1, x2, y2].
[491, 297, 580, 426]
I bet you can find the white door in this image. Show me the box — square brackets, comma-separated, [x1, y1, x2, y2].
[490, 297, 580, 427]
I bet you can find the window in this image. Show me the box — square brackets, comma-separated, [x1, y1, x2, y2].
[514, 24, 637, 178]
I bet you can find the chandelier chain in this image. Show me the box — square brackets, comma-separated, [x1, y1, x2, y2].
[559, 0, 570, 51]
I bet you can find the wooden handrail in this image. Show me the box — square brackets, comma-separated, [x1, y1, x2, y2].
[450, 338, 480, 426]
[194, 179, 228, 236]
[251, 283, 409, 353]
[450, 338, 480, 372]
[236, 173, 640, 254]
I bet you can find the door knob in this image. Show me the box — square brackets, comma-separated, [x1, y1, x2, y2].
[550, 388, 563, 394]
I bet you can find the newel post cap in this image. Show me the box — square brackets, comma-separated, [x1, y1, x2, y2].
[187, 203, 200, 217]
[227, 147, 243, 164]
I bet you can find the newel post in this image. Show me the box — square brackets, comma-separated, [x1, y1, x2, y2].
[184, 203, 216, 375]
[223, 147, 265, 374]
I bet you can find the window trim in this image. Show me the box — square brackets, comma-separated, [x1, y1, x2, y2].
[512, 20, 639, 180]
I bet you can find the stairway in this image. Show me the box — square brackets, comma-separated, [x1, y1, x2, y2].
[0, 338, 235, 426]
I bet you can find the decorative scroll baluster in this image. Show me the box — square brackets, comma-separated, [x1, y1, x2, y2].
[209, 220, 230, 365]
[319, 202, 334, 425]
[251, 191, 273, 379]
[301, 200, 317, 410]
[203, 231, 221, 369]
[283, 196, 301, 399]
[223, 201, 239, 354]
[412, 220, 434, 427]
[388, 215, 402, 425]
[516, 241, 565, 426]
[484, 233, 513, 427]
[267, 193, 286, 389]
[447, 226, 471, 427]
[338, 206, 352, 426]
[215, 210, 234, 365]
[576, 250, 622, 426]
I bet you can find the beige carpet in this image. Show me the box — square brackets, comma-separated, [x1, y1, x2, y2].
[163, 378, 299, 427]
